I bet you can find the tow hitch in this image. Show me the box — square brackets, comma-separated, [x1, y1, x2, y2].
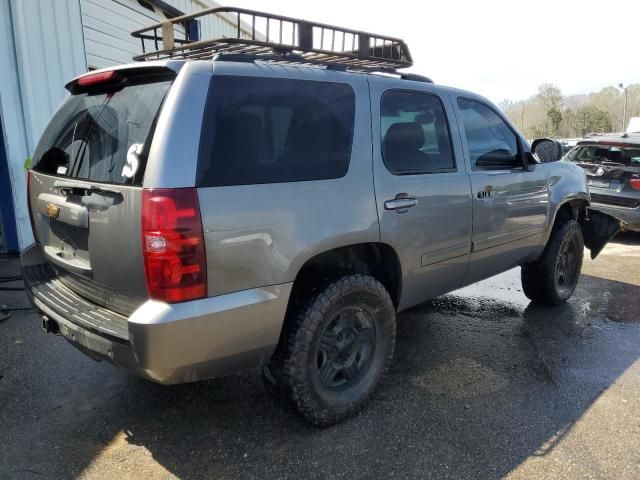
[581, 208, 623, 259]
[42, 315, 60, 334]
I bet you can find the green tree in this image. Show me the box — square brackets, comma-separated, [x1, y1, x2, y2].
[547, 107, 563, 136]
[536, 84, 564, 136]
[537, 83, 563, 111]
[501, 82, 639, 139]
[567, 105, 612, 136]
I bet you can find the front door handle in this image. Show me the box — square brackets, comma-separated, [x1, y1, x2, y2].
[384, 197, 418, 212]
[477, 186, 495, 199]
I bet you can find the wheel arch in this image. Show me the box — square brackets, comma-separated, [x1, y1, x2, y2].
[545, 193, 590, 241]
[553, 196, 590, 225]
[547, 195, 621, 259]
[286, 242, 403, 311]
[269, 242, 402, 366]
[544, 159, 590, 225]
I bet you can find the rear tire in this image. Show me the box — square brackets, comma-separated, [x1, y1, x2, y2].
[522, 219, 584, 305]
[268, 274, 396, 426]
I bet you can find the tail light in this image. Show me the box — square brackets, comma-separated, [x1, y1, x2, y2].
[76, 70, 119, 87]
[66, 70, 124, 94]
[630, 176, 640, 191]
[141, 188, 207, 303]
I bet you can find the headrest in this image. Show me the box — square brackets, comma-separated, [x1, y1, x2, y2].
[384, 122, 425, 150]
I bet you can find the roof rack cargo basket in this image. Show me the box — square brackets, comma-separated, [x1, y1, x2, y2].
[131, 7, 413, 70]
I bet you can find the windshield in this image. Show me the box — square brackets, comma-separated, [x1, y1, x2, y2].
[566, 144, 640, 166]
[32, 76, 173, 185]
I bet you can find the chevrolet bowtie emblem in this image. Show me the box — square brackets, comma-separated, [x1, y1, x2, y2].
[46, 203, 60, 219]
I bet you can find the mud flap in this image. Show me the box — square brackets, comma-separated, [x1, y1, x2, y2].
[581, 209, 623, 259]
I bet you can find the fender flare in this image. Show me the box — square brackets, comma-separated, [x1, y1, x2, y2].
[544, 192, 591, 244]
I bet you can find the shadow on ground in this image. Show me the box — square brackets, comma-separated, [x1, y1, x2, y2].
[1, 256, 640, 479]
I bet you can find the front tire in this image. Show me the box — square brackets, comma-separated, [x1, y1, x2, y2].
[273, 274, 396, 426]
[522, 219, 584, 305]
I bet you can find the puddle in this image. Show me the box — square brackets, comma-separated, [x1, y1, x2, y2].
[411, 357, 509, 398]
[429, 294, 524, 321]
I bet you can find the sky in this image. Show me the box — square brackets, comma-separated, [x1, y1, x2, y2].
[223, 0, 640, 104]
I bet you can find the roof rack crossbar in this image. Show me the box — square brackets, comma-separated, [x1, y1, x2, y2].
[131, 7, 413, 70]
[212, 53, 433, 83]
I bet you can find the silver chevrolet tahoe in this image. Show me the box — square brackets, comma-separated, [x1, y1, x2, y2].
[21, 8, 620, 426]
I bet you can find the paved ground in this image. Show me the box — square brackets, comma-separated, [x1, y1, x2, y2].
[1, 234, 640, 479]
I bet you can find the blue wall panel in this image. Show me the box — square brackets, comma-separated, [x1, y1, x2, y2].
[0, 116, 19, 253]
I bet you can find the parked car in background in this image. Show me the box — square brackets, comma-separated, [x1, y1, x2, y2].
[558, 138, 581, 156]
[564, 133, 640, 231]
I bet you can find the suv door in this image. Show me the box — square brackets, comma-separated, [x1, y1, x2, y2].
[370, 79, 472, 311]
[453, 96, 549, 285]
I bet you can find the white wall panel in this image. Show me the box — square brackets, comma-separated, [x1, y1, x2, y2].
[81, 0, 169, 68]
[81, 0, 254, 68]
[10, 0, 87, 150]
[0, 0, 86, 250]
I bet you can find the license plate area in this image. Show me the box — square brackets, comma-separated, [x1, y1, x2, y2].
[588, 178, 610, 188]
[58, 320, 114, 360]
[47, 218, 91, 271]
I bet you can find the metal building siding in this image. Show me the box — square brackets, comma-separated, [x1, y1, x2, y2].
[0, 0, 86, 251]
[167, 0, 252, 40]
[80, 0, 252, 68]
[9, 0, 87, 151]
[81, 0, 170, 68]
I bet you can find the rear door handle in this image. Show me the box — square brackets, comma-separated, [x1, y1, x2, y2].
[384, 197, 418, 212]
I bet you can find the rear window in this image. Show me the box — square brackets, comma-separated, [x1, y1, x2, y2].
[197, 76, 355, 187]
[566, 144, 640, 166]
[32, 73, 173, 185]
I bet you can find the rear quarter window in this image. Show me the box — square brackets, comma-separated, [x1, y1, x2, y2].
[197, 76, 356, 187]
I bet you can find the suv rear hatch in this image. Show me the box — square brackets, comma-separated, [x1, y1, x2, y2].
[28, 67, 175, 317]
[566, 141, 640, 208]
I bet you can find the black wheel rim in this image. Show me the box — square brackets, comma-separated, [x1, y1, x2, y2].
[315, 306, 376, 392]
[555, 232, 581, 296]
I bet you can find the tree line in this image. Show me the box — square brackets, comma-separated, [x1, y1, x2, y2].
[499, 83, 640, 139]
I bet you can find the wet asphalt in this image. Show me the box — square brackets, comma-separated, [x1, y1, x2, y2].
[1, 234, 640, 479]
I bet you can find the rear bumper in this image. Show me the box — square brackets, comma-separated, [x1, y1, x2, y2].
[21, 244, 291, 384]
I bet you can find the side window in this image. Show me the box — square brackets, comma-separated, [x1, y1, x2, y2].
[197, 76, 355, 187]
[457, 98, 521, 170]
[380, 90, 455, 175]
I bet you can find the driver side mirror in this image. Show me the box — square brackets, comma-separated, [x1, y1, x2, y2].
[531, 138, 563, 163]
